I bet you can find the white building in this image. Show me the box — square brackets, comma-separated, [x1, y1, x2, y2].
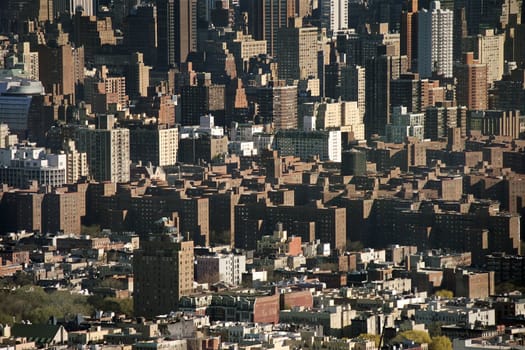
[386, 106, 425, 143]
[195, 253, 247, 286]
[179, 114, 224, 139]
[417, 1, 453, 78]
[0, 146, 67, 188]
[75, 126, 130, 183]
[415, 301, 496, 326]
[274, 129, 342, 162]
[319, 0, 349, 35]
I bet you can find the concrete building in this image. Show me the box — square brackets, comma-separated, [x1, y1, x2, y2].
[226, 31, 267, 74]
[274, 129, 342, 162]
[244, 0, 296, 56]
[54, 0, 94, 16]
[130, 125, 178, 167]
[341, 149, 366, 176]
[41, 190, 82, 235]
[455, 52, 488, 111]
[276, 19, 320, 81]
[63, 139, 89, 184]
[341, 65, 365, 119]
[155, 0, 197, 67]
[256, 83, 298, 130]
[424, 105, 458, 140]
[415, 301, 496, 326]
[471, 29, 505, 85]
[417, 1, 453, 78]
[75, 122, 130, 183]
[386, 106, 425, 143]
[195, 253, 246, 286]
[0, 146, 66, 188]
[124, 3, 158, 67]
[127, 52, 150, 99]
[400, 0, 418, 70]
[467, 110, 521, 139]
[365, 54, 408, 137]
[134, 233, 194, 318]
[319, 0, 348, 35]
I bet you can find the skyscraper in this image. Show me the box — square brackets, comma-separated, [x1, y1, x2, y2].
[157, 0, 197, 68]
[134, 232, 194, 318]
[75, 120, 130, 183]
[365, 54, 408, 138]
[400, 0, 418, 70]
[244, 0, 296, 56]
[319, 0, 348, 35]
[276, 18, 320, 81]
[125, 3, 158, 67]
[454, 52, 488, 110]
[417, 1, 453, 78]
[257, 82, 298, 130]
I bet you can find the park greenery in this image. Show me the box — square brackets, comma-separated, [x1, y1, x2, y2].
[0, 285, 133, 325]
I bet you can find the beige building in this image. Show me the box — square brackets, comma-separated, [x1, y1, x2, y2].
[315, 101, 365, 140]
[341, 65, 365, 119]
[127, 52, 150, 98]
[75, 124, 130, 183]
[130, 126, 178, 167]
[464, 29, 505, 85]
[276, 19, 320, 81]
[63, 139, 89, 184]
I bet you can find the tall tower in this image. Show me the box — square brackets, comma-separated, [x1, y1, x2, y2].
[365, 54, 408, 138]
[245, 0, 295, 56]
[400, 0, 418, 70]
[417, 1, 453, 78]
[134, 233, 194, 318]
[257, 82, 298, 130]
[157, 0, 197, 68]
[319, 0, 348, 35]
[75, 120, 130, 183]
[454, 52, 488, 110]
[276, 18, 320, 81]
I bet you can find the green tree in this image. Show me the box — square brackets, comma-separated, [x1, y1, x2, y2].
[430, 336, 452, 350]
[435, 290, 454, 299]
[428, 322, 444, 337]
[357, 334, 381, 347]
[390, 330, 431, 345]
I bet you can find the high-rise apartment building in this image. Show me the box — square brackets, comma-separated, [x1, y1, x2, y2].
[125, 3, 158, 67]
[63, 139, 89, 184]
[41, 190, 82, 235]
[475, 29, 505, 85]
[134, 233, 194, 318]
[129, 125, 178, 167]
[244, 0, 296, 56]
[455, 52, 488, 110]
[401, 0, 418, 69]
[38, 43, 80, 102]
[75, 123, 130, 183]
[319, 0, 348, 35]
[0, 146, 66, 188]
[425, 105, 458, 140]
[365, 54, 408, 137]
[54, 0, 94, 16]
[127, 52, 150, 99]
[341, 65, 365, 118]
[157, 0, 197, 67]
[275, 129, 342, 162]
[417, 1, 453, 78]
[256, 83, 298, 130]
[276, 19, 320, 80]
[386, 106, 425, 143]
